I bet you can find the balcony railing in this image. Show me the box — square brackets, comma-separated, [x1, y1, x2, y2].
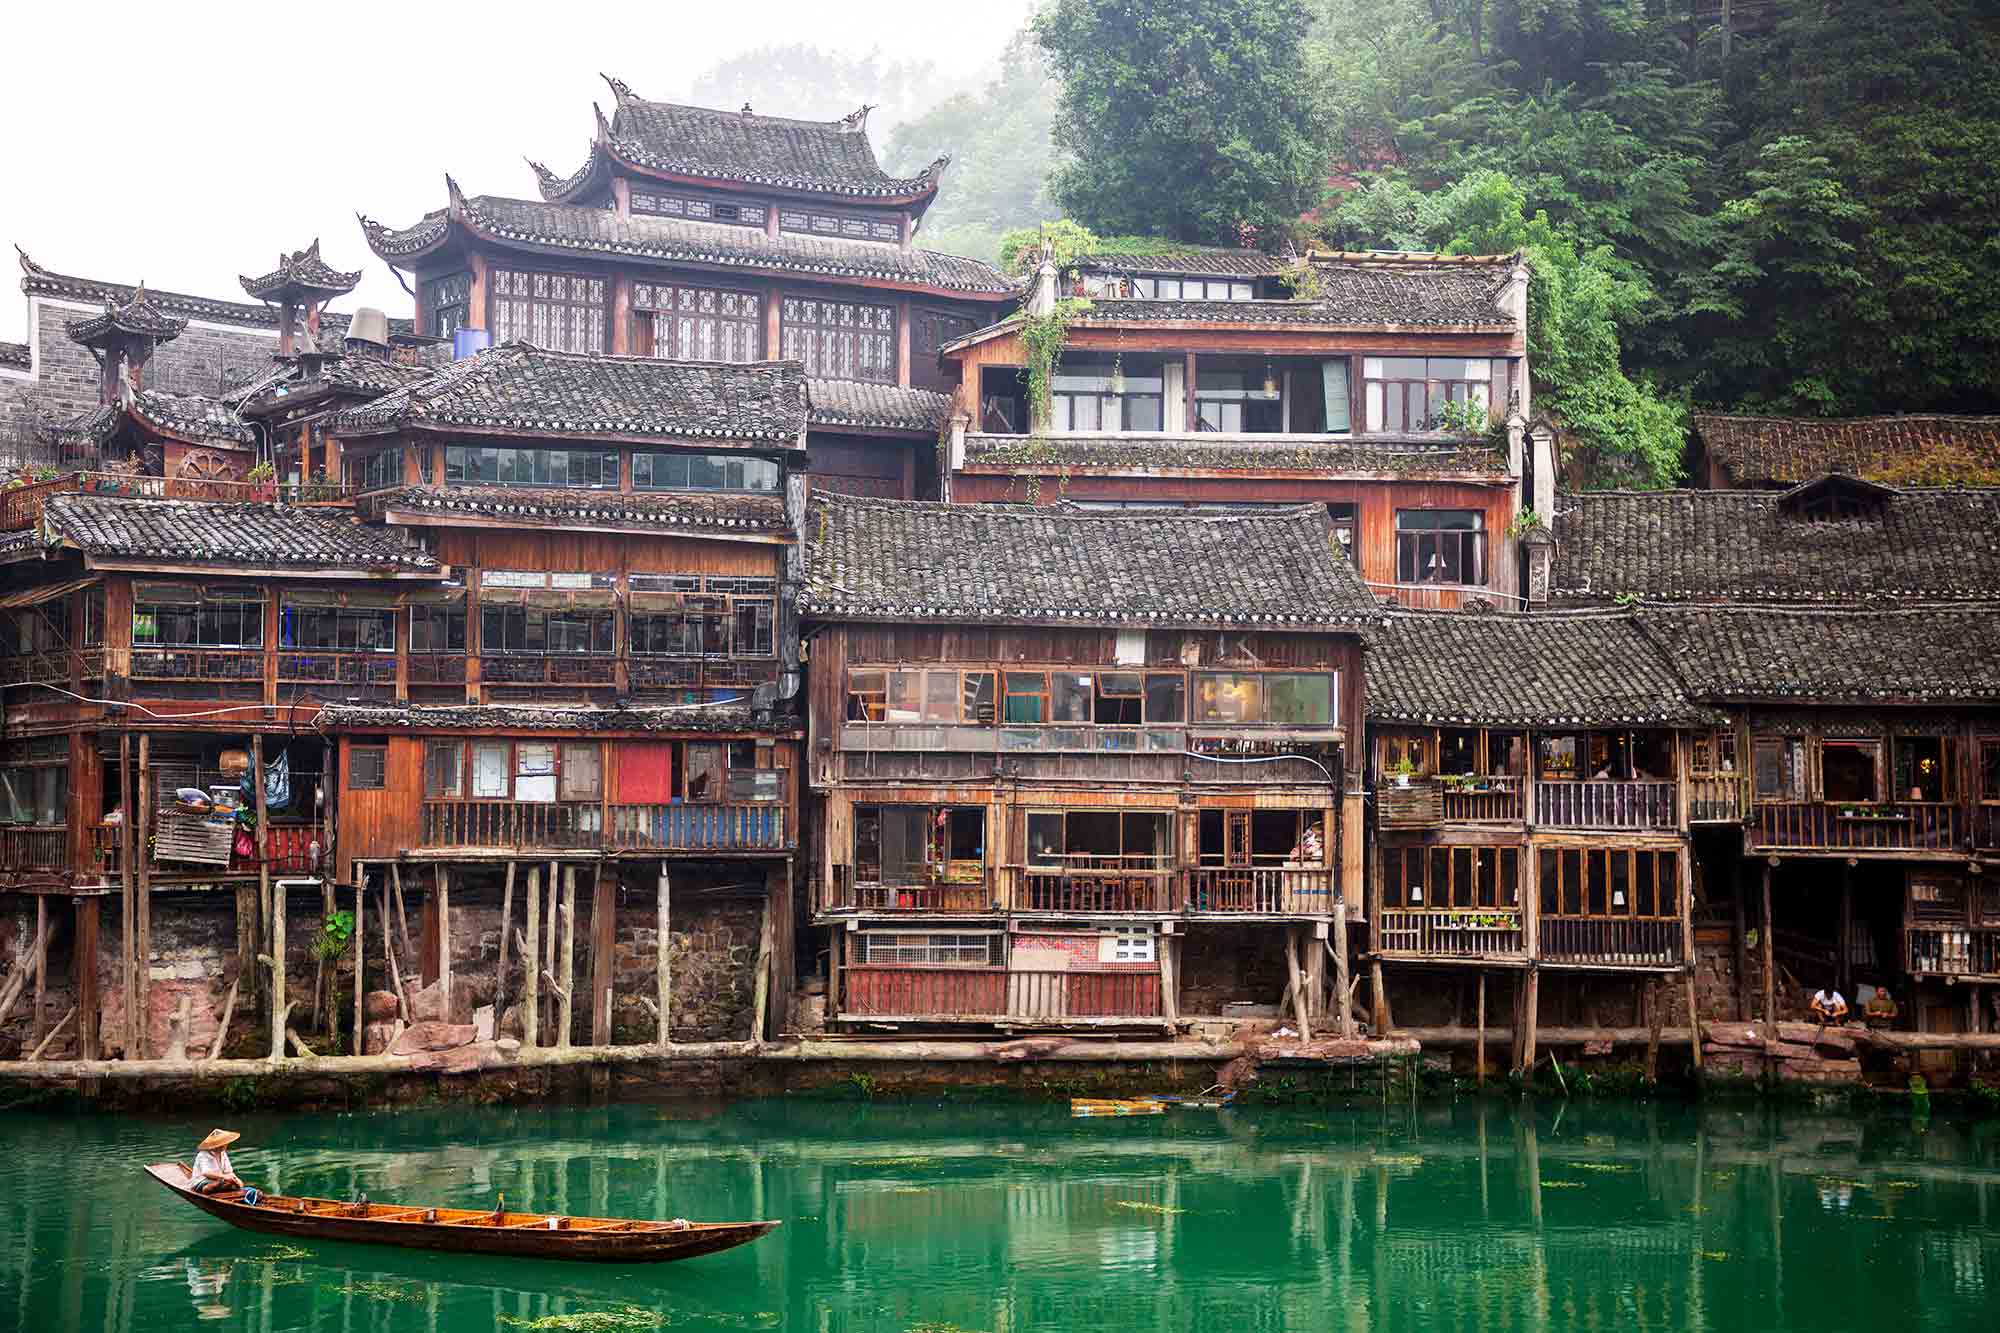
[628, 656, 780, 693]
[1687, 774, 1746, 824]
[92, 820, 316, 878]
[60, 472, 357, 506]
[407, 654, 468, 686]
[0, 474, 81, 530]
[0, 648, 105, 686]
[1535, 780, 1677, 830]
[1187, 865, 1336, 915]
[604, 802, 788, 852]
[1979, 805, 2000, 851]
[129, 648, 262, 681]
[842, 964, 1008, 1019]
[278, 651, 398, 687]
[1008, 858, 1176, 914]
[0, 825, 66, 877]
[1379, 781, 1442, 828]
[1374, 908, 1524, 959]
[1751, 801, 1962, 852]
[420, 800, 791, 852]
[1541, 917, 1684, 968]
[826, 869, 996, 913]
[1441, 777, 1524, 822]
[480, 654, 619, 687]
[1907, 926, 2000, 979]
[1008, 968, 1163, 1020]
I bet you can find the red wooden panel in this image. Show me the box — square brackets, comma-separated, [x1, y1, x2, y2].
[615, 742, 673, 803]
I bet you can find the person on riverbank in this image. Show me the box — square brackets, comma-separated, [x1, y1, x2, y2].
[1864, 988, 1899, 1027]
[189, 1129, 244, 1195]
[1810, 988, 1849, 1028]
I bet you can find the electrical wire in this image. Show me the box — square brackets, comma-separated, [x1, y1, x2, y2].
[25, 680, 325, 722]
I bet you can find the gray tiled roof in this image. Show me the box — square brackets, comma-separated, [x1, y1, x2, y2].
[1551, 487, 2000, 603]
[603, 88, 943, 198]
[48, 390, 255, 448]
[333, 343, 809, 443]
[18, 250, 410, 337]
[65, 288, 186, 346]
[235, 350, 441, 414]
[1638, 605, 2000, 704]
[0, 341, 32, 370]
[320, 701, 784, 733]
[239, 239, 361, 302]
[43, 494, 441, 571]
[809, 379, 948, 434]
[1076, 248, 1293, 278]
[1693, 412, 2000, 486]
[358, 195, 1014, 295]
[803, 494, 1376, 627]
[1368, 610, 1721, 727]
[379, 485, 789, 535]
[961, 433, 1506, 476]
[1070, 280, 1510, 330]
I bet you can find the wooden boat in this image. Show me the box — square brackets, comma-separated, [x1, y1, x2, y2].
[145, 1162, 776, 1263]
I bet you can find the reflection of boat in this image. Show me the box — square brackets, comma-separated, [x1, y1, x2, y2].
[146, 1162, 777, 1263]
[1071, 1086, 1236, 1117]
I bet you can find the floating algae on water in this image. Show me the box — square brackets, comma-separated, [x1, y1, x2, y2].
[1572, 1163, 1636, 1173]
[854, 1156, 936, 1168]
[1541, 1181, 1586, 1188]
[496, 1310, 666, 1332]
[1112, 1201, 1187, 1216]
[1371, 1155, 1424, 1167]
[1700, 1251, 1731, 1262]
[322, 1280, 426, 1304]
[257, 1244, 312, 1262]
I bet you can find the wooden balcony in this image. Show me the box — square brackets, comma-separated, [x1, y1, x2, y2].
[1540, 917, 1684, 969]
[0, 648, 105, 686]
[1374, 908, 1524, 961]
[628, 656, 780, 692]
[1535, 780, 1677, 830]
[0, 825, 66, 878]
[1441, 778, 1523, 823]
[129, 648, 262, 682]
[92, 820, 316, 878]
[1975, 805, 1999, 851]
[839, 965, 1162, 1023]
[1379, 781, 1442, 829]
[1187, 865, 1336, 916]
[1686, 774, 1746, 824]
[1751, 801, 1963, 854]
[278, 651, 398, 688]
[1007, 859, 1176, 914]
[479, 654, 619, 687]
[0, 474, 80, 530]
[421, 800, 790, 853]
[408, 654, 469, 686]
[1907, 925, 2000, 980]
[825, 868, 997, 914]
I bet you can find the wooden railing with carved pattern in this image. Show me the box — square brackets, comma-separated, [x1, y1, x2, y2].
[1751, 801, 1962, 853]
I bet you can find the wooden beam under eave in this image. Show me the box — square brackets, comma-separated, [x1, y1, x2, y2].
[79, 558, 454, 581]
[376, 510, 795, 545]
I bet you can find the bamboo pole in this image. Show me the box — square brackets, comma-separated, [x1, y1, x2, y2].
[351, 878, 365, 1057]
[263, 874, 289, 1062]
[750, 897, 773, 1045]
[31, 897, 46, 1049]
[437, 865, 453, 1020]
[381, 882, 408, 1019]
[557, 866, 575, 1049]
[118, 730, 134, 1058]
[655, 863, 670, 1047]
[1335, 902, 1353, 1039]
[207, 977, 238, 1062]
[391, 861, 413, 960]
[75, 897, 99, 1061]
[135, 734, 151, 1059]
[0, 921, 55, 1032]
[522, 866, 541, 1049]
[1476, 972, 1487, 1086]
[496, 862, 514, 1025]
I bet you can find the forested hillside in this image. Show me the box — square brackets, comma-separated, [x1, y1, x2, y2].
[692, 2, 2000, 486]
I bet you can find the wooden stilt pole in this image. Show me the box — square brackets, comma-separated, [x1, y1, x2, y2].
[390, 861, 413, 960]
[1285, 928, 1310, 1041]
[496, 862, 515, 1026]
[750, 894, 773, 1045]
[1521, 968, 1541, 1074]
[351, 876, 365, 1057]
[28, 1005, 74, 1061]
[437, 865, 453, 1021]
[253, 735, 270, 952]
[1762, 860, 1777, 1028]
[381, 881, 408, 1019]
[544, 860, 558, 1034]
[207, 977, 237, 1061]
[75, 897, 99, 1061]
[1160, 929, 1179, 1027]
[1838, 860, 1853, 998]
[1477, 971, 1487, 1086]
[32, 896, 47, 1050]
[1335, 901, 1353, 1039]
[135, 734, 151, 1059]
[591, 869, 615, 1047]
[264, 873, 288, 1062]
[557, 866, 575, 1049]
[1733, 863, 1750, 1021]
[522, 866, 541, 1049]
[118, 730, 134, 1058]
[1643, 980, 1661, 1083]
[1371, 959, 1391, 1034]
[655, 862, 670, 1046]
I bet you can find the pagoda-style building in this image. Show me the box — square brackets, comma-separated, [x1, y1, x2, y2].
[239, 239, 361, 358]
[359, 78, 1018, 498]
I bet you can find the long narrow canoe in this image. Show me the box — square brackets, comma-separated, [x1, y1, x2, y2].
[145, 1162, 776, 1263]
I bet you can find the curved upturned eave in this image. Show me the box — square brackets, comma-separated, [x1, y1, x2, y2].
[602, 139, 947, 209]
[358, 205, 1013, 301]
[532, 144, 616, 205]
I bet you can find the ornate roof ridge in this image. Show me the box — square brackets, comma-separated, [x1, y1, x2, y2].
[239, 239, 362, 302]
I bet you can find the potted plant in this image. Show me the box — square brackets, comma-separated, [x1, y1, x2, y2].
[244, 460, 277, 502]
[1388, 757, 1418, 788]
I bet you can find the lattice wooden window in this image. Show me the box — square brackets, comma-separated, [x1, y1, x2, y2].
[779, 207, 900, 242]
[427, 273, 471, 339]
[633, 283, 761, 362]
[781, 297, 896, 384]
[491, 269, 606, 354]
[350, 744, 388, 791]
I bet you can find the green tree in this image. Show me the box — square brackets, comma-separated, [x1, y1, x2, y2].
[1033, 0, 1336, 245]
[1327, 170, 1684, 489]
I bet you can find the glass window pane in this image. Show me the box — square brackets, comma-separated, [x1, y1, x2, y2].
[1051, 673, 1092, 722]
[923, 672, 959, 723]
[1144, 674, 1185, 723]
[1194, 673, 1262, 723]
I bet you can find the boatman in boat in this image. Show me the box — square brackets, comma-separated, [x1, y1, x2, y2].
[189, 1129, 246, 1195]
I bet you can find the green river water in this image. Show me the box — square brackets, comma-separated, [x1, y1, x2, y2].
[3, 1096, 1998, 1332]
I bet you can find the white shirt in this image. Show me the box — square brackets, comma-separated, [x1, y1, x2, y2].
[1814, 990, 1846, 1009]
[190, 1148, 234, 1188]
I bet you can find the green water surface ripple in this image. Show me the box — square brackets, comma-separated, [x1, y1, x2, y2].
[2, 1098, 1997, 1331]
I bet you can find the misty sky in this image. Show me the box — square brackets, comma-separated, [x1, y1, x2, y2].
[0, 0, 1034, 337]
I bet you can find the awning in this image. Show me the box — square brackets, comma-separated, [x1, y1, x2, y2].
[0, 576, 99, 610]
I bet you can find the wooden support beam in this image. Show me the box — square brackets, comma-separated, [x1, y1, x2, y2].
[655, 863, 670, 1047]
[496, 862, 515, 1027]
[591, 869, 615, 1047]
[351, 878, 365, 1057]
[437, 865, 453, 1019]
[1477, 971, 1487, 1086]
[236, 878, 260, 1008]
[1160, 931, 1180, 1026]
[31, 897, 46, 1051]
[1371, 959, 1391, 1034]
[1334, 903, 1353, 1039]
[135, 734, 151, 1059]
[1762, 861, 1777, 1029]
[265, 875, 289, 1063]
[207, 977, 237, 1062]
[557, 866, 576, 1049]
[522, 866, 541, 1049]
[750, 895, 773, 1045]
[0, 921, 55, 1033]
[254, 735, 271, 965]
[1837, 861, 1853, 998]
[75, 897, 99, 1061]
[1733, 863, 1750, 1021]
[1288, 928, 1311, 1041]
[381, 883, 408, 1020]
[118, 730, 134, 1058]
[28, 1005, 74, 1062]
[391, 861, 413, 961]
[544, 860, 558, 1035]
[1685, 966, 1703, 1073]
[1520, 969, 1541, 1074]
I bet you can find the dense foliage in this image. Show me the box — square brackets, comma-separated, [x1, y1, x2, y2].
[1032, 0, 1335, 245]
